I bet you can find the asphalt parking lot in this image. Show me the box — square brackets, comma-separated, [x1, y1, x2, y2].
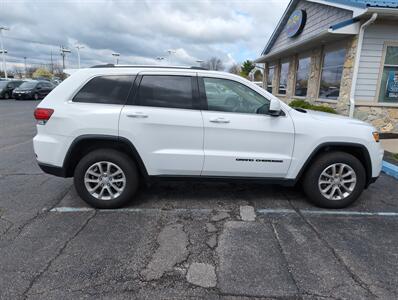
[1, 100, 398, 299]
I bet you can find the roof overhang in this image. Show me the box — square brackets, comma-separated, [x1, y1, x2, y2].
[260, 0, 398, 58]
[254, 27, 357, 63]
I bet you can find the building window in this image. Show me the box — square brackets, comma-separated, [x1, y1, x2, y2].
[267, 65, 274, 93]
[378, 45, 398, 103]
[279, 61, 289, 95]
[295, 56, 310, 97]
[319, 48, 346, 100]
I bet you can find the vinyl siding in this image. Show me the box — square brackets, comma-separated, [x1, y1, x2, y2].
[355, 23, 398, 102]
[268, 0, 352, 55]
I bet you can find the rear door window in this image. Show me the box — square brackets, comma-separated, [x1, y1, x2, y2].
[73, 75, 134, 105]
[135, 75, 194, 109]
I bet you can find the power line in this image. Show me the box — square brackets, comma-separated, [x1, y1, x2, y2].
[3, 36, 60, 47]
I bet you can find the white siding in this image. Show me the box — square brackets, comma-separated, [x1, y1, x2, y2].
[268, 0, 352, 55]
[355, 23, 398, 102]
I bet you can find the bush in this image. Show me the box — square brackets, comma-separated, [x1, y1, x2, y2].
[393, 153, 398, 161]
[289, 99, 337, 114]
[32, 68, 53, 80]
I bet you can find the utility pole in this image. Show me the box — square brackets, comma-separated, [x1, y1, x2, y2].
[0, 26, 10, 79]
[60, 46, 71, 70]
[50, 50, 54, 73]
[24, 56, 27, 77]
[112, 52, 120, 65]
[75, 44, 84, 69]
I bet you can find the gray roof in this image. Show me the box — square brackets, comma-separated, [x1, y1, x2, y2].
[333, 0, 398, 8]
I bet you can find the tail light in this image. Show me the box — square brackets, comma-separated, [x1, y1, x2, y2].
[34, 108, 54, 125]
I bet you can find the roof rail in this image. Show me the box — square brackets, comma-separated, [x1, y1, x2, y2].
[90, 64, 208, 70]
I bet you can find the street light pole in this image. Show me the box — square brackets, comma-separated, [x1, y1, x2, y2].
[24, 56, 27, 77]
[196, 59, 204, 67]
[112, 53, 120, 65]
[75, 44, 84, 69]
[167, 49, 176, 65]
[0, 26, 10, 79]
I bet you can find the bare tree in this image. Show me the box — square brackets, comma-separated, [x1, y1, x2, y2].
[201, 57, 224, 71]
[13, 67, 24, 79]
[228, 63, 241, 75]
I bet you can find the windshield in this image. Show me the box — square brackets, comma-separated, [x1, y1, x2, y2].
[18, 81, 37, 89]
[0, 81, 8, 88]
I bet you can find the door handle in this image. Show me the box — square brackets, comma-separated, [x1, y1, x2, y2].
[210, 117, 230, 123]
[127, 112, 148, 118]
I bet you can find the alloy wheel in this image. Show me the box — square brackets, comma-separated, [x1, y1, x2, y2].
[318, 163, 357, 200]
[84, 161, 126, 201]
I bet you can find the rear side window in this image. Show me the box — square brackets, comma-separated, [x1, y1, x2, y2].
[73, 75, 134, 104]
[136, 75, 194, 109]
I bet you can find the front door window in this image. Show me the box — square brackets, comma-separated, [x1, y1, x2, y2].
[203, 77, 270, 115]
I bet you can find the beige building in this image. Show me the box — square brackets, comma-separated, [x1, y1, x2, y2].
[255, 0, 398, 133]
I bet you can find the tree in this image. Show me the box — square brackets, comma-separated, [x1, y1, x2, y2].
[32, 68, 53, 79]
[254, 69, 263, 81]
[240, 60, 255, 77]
[228, 63, 241, 75]
[201, 57, 224, 71]
[13, 67, 24, 79]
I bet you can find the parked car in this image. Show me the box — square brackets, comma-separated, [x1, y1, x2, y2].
[0, 80, 25, 99]
[33, 65, 383, 209]
[13, 80, 54, 100]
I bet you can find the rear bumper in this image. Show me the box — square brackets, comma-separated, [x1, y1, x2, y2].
[38, 162, 67, 177]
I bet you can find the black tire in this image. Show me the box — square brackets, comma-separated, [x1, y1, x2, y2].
[302, 151, 366, 209]
[4, 92, 9, 99]
[34, 93, 39, 100]
[74, 149, 139, 209]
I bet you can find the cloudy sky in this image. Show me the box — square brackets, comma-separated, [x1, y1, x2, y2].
[0, 0, 289, 71]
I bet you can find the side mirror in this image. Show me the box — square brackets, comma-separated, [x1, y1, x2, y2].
[269, 98, 282, 116]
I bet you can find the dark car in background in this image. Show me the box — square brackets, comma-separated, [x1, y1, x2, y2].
[13, 80, 54, 100]
[0, 80, 25, 99]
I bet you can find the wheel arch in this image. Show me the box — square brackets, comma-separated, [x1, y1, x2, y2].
[63, 134, 148, 181]
[296, 142, 372, 188]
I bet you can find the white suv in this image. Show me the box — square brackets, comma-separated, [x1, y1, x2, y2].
[33, 65, 384, 209]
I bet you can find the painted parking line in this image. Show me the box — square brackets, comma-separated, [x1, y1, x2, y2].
[49, 206, 398, 217]
[48, 207, 221, 213]
[256, 208, 398, 217]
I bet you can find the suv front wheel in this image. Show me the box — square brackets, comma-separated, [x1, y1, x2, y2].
[303, 151, 366, 208]
[74, 149, 139, 209]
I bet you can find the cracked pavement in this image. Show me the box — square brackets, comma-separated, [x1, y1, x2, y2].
[1, 100, 398, 299]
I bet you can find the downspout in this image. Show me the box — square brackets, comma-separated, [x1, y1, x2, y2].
[349, 13, 377, 118]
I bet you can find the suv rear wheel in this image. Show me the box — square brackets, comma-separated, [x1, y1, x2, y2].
[302, 151, 366, 208]
[74, 149, 139, 209]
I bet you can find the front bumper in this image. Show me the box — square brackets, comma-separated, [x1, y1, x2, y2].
[38, 162, 67, 177]
[13, 92, 33, 100]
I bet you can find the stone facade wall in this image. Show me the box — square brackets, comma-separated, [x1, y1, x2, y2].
[307, 47, 322, 102]
[355, 107, 398, 132]
[335, 37, 358, 116]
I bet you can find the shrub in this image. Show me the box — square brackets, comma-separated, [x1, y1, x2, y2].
[289, 99, 337, 114]
[393, 153, 398, 161]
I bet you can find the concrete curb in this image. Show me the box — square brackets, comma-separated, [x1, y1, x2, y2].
[382, 160, 398, 180]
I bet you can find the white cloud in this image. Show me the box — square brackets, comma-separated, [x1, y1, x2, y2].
[0, 0, 289, 71]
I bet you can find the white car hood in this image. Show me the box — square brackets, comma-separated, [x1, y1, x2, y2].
[303, 109, 373, 128]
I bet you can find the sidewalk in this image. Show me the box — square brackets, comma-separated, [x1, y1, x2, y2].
[381, 139, 398, 154]
[381, 138, 398, 179]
